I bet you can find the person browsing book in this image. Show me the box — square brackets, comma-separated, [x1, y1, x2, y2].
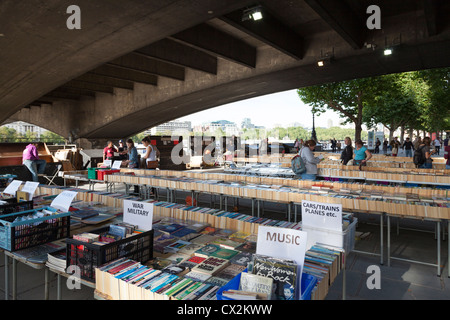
[122, 139, 139, 168]
[340, 137, 353, 165]
[299, 140, 323, 180]
[353, 139, 372, 167]
[142, 136, 160, 169]
[103, 141, 118, 161]
[22, 142, 46, 182]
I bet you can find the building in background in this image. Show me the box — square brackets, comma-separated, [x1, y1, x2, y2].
[2, 121, 48, 139]
[147, 120, 192, 135]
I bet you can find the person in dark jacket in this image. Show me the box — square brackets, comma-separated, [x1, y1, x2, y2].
[340, 137, 353, 165]
[402, 137, 414, 157]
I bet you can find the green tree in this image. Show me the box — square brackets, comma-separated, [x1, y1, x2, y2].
[40, 131, 66, 144]
[416, 67, 450, 133]
[363, 72, 428, 141]
[297, 77, 381, 142]
[0, 126, 20, 142]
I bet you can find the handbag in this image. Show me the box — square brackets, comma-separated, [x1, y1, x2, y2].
[147, 160, 159, 169]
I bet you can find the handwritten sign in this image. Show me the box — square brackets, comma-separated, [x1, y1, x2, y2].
[2, 180, 22, 196]
[301, 200, 342, 232]
[123, 200, 153, 231]
[21, 181, 39, 200]
[50, 191, 78, 212]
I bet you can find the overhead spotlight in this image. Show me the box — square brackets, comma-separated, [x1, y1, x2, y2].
[242, 6, 263, 21]
[384, 48, 393, 56]
[317, 56, 332, 67]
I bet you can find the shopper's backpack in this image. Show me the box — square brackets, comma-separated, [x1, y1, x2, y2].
[413, 146, 426, 167]
[291, 149, 306, 175]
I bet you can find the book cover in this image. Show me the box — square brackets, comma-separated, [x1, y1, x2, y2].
[211, 237, 242, 250]
[239, 272, 274, 300]
[235, 241, 257, 253]
[184, 270, 212, 282]
[177, 242, 205, 256]
[164, 240, 191, 253]
[215, 264, 246, 281]
[194, 244, 222, 258]
[229, 251, 253, 267]
[252, 254, 297, 300]
[209, 247, 240, 260]
[71, 209, 99, 220]
[192, 257, 230, 276]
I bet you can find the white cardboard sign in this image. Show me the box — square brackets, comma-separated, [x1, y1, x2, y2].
[3, 180, 22, 196]
[21, 181, 39, 200]
[123, 200, 153, 231]
[256, 225, 308, 266]
[50, 190, 78, 212]
[112, 160, 122, 169]
[103, 159, 112, 167]
[301, 200, 342, 232]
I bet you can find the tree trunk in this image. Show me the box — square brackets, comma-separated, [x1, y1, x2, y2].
[400, 125, 404, 143]
[354, 121, 362, 142]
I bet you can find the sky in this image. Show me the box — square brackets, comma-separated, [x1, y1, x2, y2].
[176, 89, 347, 129]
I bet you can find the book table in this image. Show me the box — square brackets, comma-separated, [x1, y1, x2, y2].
[4, 247, 51, 300]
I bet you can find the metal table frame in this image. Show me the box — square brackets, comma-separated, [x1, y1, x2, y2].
[387, 214, 442, 276]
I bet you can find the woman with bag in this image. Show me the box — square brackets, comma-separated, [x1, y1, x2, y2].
[142, 136, 160, 169]
[299, 140, 323, 180]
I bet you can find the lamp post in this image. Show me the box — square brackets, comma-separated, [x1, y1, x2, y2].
[311, 112, 317, 142]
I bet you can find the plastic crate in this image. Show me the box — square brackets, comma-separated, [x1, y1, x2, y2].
[66, 227, 154, 281]
[87, 168, 98, 179]
[0, 197, 33, 216]
[0, 207, 70, 251]
[302, 217, 358, 254]
[97, 169, 120, 181]
[217, 270, 317, 300]
[0, 174, 16, 188]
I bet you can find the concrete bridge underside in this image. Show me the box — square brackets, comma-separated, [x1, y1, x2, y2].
[2, 0, 450, 147]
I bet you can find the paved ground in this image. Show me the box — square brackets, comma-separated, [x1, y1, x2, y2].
[1, 180, 448, 301]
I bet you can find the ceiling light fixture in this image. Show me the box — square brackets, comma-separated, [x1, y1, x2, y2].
[242, 6, 263, 21]
[317, 50, 334, 67]
[383, 48, 393, 56]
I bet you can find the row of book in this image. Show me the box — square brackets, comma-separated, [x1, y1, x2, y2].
[103, 172, 450, 218]
[317, 165, 449, 181]
[117, 168, 449, 198]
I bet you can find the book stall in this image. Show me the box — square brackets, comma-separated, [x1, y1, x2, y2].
[31, 182, 354, 300]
